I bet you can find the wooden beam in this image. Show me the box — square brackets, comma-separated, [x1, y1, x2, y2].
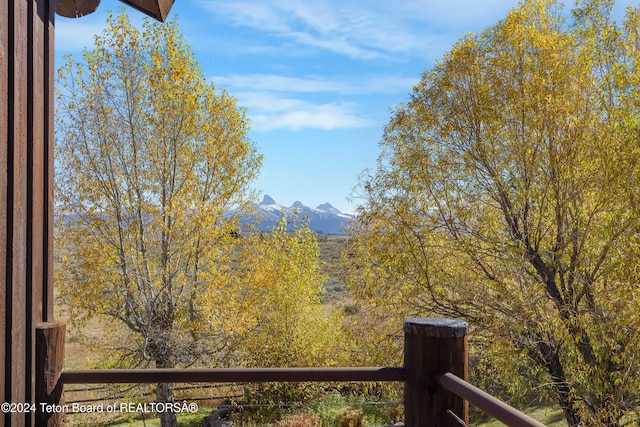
[118, 0, 174, 22]
[0, 0, 8, 418]
[10, 0, 30, 423]
[61, 367, 407, 384]
[54, 0, 99, 18]
[35, 323, 65, 427]
[439, 373, 547, 427]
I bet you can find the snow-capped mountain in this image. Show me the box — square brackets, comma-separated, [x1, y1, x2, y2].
[236, 195, 355, 235]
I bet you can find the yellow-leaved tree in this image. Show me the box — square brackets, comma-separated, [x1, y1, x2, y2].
[347, 1, 640, 425]
[55, 11, 262, 427]
[231, 218, 343, 369]
[224, 218, 347, 410]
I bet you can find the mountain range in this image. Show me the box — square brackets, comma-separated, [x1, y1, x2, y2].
[236, 195, 355, 235]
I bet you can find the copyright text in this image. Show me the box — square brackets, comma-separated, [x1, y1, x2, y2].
[1, 401, 199, 414]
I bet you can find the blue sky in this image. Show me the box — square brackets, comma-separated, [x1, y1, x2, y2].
[55, 0, 635, 212]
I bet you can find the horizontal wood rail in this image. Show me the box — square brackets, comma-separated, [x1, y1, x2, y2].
[37, 318, 551, 427]
[60, 367, 407, 384]
[438, 373, 545, 427]
[439, 372, 547, 427]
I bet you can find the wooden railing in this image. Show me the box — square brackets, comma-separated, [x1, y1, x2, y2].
[35, 318, 547, 426]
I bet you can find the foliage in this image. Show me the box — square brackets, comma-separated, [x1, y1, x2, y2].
[230, 219, 347, 424]
[347, 0, 640, 425]
[231, 218, 344, 368]
[55, 10, 262, 427]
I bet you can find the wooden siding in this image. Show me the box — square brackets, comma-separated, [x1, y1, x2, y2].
[1, 1, 55, 426]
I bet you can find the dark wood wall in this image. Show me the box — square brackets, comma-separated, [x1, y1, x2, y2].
[1, 0, 55, 425]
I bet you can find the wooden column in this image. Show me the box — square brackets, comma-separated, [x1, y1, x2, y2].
[404, 318, 468, 427]
[1, 0, 56, 426]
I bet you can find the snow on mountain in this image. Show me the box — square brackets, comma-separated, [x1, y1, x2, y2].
[236, 195, 355, 235]
[316, 203, 341, 215]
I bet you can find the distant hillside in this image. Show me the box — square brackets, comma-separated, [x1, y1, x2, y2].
[235, 195, 355, 235]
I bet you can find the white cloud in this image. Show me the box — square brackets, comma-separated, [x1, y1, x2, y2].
[211, 74, 417, 95]
[213, 74, 346, 93]
[208, 74, 416, 132]
[195, 0, 422, 59]
[252, 105, 371, 132]
[235, 92, 371, 132]
[195, 0, 523, 60]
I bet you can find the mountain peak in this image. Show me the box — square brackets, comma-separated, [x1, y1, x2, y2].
[317, 202, 339, 213]
[235, 196, 354, 235]
[260, 195, 276, 205]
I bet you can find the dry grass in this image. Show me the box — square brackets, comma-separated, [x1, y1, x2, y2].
[277, 412, 321, 427]
[318, 237, 351, 303]
[335, 408, 363, 427]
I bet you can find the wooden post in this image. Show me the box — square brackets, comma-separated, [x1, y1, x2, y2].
[35, 322, 65, 427]
[404, 318, 468, 427]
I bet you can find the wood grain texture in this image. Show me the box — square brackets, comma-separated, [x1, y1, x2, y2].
[0, 0, 8, 416]
[404, 319, 468, 427]
[11, 0, 30, 423]
[45, 0, 55, 324]
[35, 323, 65, 427]
[54, 0, 99, 18]
[1, 1, 56, 425]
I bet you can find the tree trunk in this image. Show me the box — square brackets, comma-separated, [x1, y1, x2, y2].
[543, 348, 582, 427]
[524, 337, 583, 426]
[556, 389, 582, 427]
[157, 381, 178, 427]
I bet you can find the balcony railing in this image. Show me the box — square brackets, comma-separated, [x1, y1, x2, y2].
[36, 318, 547, 426]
